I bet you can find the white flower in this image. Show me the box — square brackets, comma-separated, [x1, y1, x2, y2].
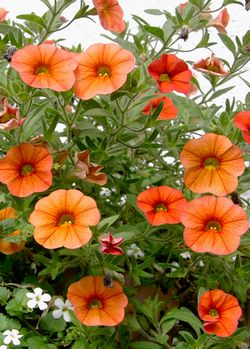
[3, 329, 22, 346]
[180, 252, 191, 260]
[52, 298, 74, 322]
[170, 261, 179, 272]
[0, 345, 7, 349]
[26, 287, 51, 310]
[127, 243, 145, 259]
[199, 260, 205, 267]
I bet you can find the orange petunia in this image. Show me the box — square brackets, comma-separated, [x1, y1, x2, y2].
[137, 186, 187, 226]
[148, 54, 192, 94]
[0, 98, 25, 130]
[180, 133, 245, 196]
[74, 43, 135, 100]
[0, 7, 8, 22]
[67, 275, 128, 326]
[143, 96, 178, 120]
[0, 143, 53, 197]
[207, 8, 229, 34]
[93, 0, 125, 33]
[0, 207, 25, 255]
[193, 53, 229, 77]
[181, 195, 249, 255]
[29, 189, 101, 249]
[198, 289, 242, 337]
[11, 44, 77, 91]
[233, 111, 250, 144]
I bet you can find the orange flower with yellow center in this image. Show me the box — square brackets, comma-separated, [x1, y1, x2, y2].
[30, 189, 101, 249]
[180, 133, 245, 196]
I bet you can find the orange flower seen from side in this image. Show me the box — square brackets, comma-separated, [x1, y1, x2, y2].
[74, 43, 135, 100]
[180, 133, 245, 196]
[207, 8, 229, 34]
[0, 8, 8, 22]
[93, 0, 125, 33]
[143, 96, 178, 120]
[198, 289, 242, 337]
[234, 111, 250, 144]
[181, 195, 249, 255]
[0, 98, 25, 130]
[193, 53, 229, 77]
[30, 189, 101, 249]
[0, 143, 53, 197]
[148, 54, 192, 94]
[0, 207, 25, 255]
[11, 44, 77, 91]
[67, 275, 128, 326]
[137, 186, 187, 226]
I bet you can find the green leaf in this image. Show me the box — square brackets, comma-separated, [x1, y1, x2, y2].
[207, 86, 235, 101]
[143, 25, 164, 41]
[71, 337, 91, 349]
[17, 14, 47, 28]
[0, 287, 11, 305]
[218, 33, 236, 56]
[0, 313, 8, 331]
[144, 9, 163, 15]
[130, 342, 163, 349]
[40, 312, 66, 333]
[223, 0, 243, 5]
[97, 215, 120, 232]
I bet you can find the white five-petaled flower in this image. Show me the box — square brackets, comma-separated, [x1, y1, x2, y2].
[3, 329, 23, 346]
[127, 243, 145, 259]
[26, 287, 51, 310]
[52, 298, 74, 322]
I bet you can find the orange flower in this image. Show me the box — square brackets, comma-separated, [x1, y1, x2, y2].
[0, 8, 8, 22]
[11, 44, 77, 91]
[198, 289, 242, 337]
[0, 143, 53, 197]
[234, 111, 250, 144]
[193, 53, 229, 77]
[207, 8, 229, 34]
[0, 98, 25, 130]
[0, 207, 25, 255]
[67, 275, 128, 326]
[73, 150, 107, 185]
[74, 43, 135, 100]
[181, 195, 249, 255]
[93, 0, 125, 33]
[148, 54, 192, 94]
[180, 133, 245, 196]
[143, 96, 178, 120]
[137, 186, 187, 226]
[30, 189, 101, 249]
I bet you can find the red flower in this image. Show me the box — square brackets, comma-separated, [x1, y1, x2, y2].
[0, 98, 25, 130]
[137, 186, 187, 226]
[181, 195, 249, 255]
[148, 54, 192, 94]
[100, 233, 124, 255]
[198, 289, 242, 337]
[234, 111, 250, 144]
[143, 96, 178, 120]
[193, 53, 229, 77]
[93, 0, 125, 33]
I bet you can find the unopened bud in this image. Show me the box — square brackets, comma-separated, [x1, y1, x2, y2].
[180, 25, 189, 41]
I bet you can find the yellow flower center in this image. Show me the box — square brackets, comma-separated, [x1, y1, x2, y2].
[0, 113, 15, 123]
[35, 66, 49, 75]
[21, 164, 35, 176]
[205, 220, 221, 232]
[155, 203, 167, 212]
[207, 64, 220, 73]
[88, 299, 102, 309]
[59, 214, 75, 226]
[97, 66, 111, 77]
[203, 157, 219, 170]
[209, 308, 218, 317]
[159, 73, 171, 82]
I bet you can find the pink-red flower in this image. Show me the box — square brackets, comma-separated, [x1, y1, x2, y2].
[181, 195, 249, 255]
[67, 275, 128, 326]
[0, 7, 8, 22]
[198, 289, 242, 337]
[11, 44, 77, 91]
[148, 54, 192, 94]
[137, 186, 187, 226]
[233, 111, 250, 144]
[74, 43, 135, 100]
[0, 98, 25, 130]
[143, 96, 178, 120]
[93, 0, 125, 33]
[0, 143, 53, 197]
[100, 233, 124, 255]
[180, 133, 245, 196]
[193, 53, 229, 77]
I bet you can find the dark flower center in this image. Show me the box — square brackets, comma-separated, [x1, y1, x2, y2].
[205, 220, 221, 232]
[88, 298, 102, 309]
[159, 73, 171, 82]
[97, 66, 111, 77]
[21, 164, 35, 176]
[59, 214, 75, 226]
[155, 203, 167, 212]
[203, 157, 219, 169]
[35, 66, 49, 75]
[209, 308, 219, 317]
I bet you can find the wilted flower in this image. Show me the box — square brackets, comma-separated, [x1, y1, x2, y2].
[207, 8, 229, 34]
[26, 287, 51, 310]
[127, 243, 145, 259]
[193, 53, 229, 77]
[0, 98, 25, 130]
[52, 298, 74, 322]
[3, 329, 22, 345]
[100, 233, 124, 255]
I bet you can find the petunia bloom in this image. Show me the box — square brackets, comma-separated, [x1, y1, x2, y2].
[100, 233, 124, 255]
[11, 44, 77, 91]
[193, 53, 229, 77]
[233, 110, 250, 144]
[181, 195, 249, 255]
[148, 54, 192, 94]
[29, 189, 101, 249]
[207, 8, 229, 34]
[143, 96, 178, 120]
[0, 98, 25, 130]
[67, 275, 128, 326]
[137, 186, 187, 226]
[93, 0, 125, 33]
[180, 133, 245, 196]
[72, 150, 107, 185]
[0, 143, 53, 197]
[74, 43, 135, 100]
[0, 207, 25, 255]
[0, 8, 8, 22]
[198, 289, 242, 337]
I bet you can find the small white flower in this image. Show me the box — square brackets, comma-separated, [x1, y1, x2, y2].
[52, 298, 74, 322]
[199, 260, 205, 267]
[231, 256, 237, 261]
[0, 345, 7, 349]
[127, 243, 145, 259]
[3, 329, 22, 346]
[26, 287, 51, 310]
[170, 261, 179, 272]
[180, 252, 191, 260]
